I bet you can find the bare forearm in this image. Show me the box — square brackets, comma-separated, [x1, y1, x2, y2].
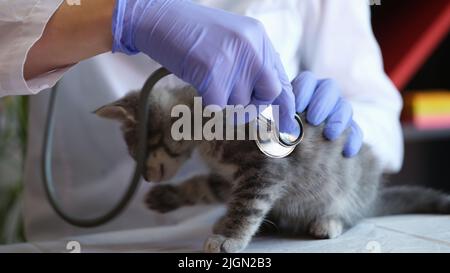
[24, 0, 115, 80]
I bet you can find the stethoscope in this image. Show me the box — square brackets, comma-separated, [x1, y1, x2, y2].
[42, 67, 304, 228]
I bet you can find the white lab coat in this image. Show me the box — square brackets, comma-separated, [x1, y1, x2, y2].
[0, 0, 404, 242]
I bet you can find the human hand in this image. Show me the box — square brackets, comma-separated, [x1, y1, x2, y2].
[112, 0, 297, 133]
[292, 72, 363, 157]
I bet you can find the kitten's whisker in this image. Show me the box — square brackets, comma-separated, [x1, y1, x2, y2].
[262, 218, 279, 231]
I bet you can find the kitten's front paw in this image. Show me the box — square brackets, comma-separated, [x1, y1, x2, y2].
[204, 235, 248, 253]
[308, 218, 344, 239]
[145, 185, 183, 213]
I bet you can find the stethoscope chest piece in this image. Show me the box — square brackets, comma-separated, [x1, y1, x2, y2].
[254, 111, 304, 159]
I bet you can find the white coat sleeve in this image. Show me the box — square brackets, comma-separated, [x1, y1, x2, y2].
[300, 0, 404, 173]
[0, 0, 67, 97]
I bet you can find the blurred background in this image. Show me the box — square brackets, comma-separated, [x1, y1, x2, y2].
[0, 96, 27, 243]
[370, 0, 450, 190]
[0, 0, 449, 244]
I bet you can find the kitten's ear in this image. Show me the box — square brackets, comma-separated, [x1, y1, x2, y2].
[94, 103, 136, 123]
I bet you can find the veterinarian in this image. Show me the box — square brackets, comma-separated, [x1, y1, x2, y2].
[0, 0, 403, 241]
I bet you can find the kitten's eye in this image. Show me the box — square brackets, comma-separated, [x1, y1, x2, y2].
[165, 138, 188, 154]
[148, 135, 160, 146]
[171, 140, 185, 149]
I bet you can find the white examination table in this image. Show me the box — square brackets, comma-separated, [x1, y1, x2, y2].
[1, 207, 449, 253]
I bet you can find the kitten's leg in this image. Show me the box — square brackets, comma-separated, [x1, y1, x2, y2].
[308, 218, 344, 239]
[145, 174, 230, 213]
[204, 174, 282, 253]
[213, 213, 281, 235]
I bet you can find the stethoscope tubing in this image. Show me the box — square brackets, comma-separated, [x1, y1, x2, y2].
[42, 67, 171, 227]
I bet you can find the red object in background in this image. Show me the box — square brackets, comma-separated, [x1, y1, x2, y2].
[372, 0, 450, 91]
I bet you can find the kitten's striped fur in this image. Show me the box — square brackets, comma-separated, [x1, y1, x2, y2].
[96, 86, 450, 253]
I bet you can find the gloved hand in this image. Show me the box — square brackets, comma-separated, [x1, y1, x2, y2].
[292, 72, 363, 157]
[112, 0, 297, 133]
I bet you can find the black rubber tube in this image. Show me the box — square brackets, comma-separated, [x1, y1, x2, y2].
[42, 67, 171, 227]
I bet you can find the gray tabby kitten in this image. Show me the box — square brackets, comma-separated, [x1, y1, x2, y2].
[96, 86, 450, 253]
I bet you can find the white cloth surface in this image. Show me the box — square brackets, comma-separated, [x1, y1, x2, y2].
[1, 213, 450, 253]
[0, 0, 405, 242]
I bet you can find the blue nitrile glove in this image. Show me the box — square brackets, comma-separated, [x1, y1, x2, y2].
[292, 72, 363, 157]
[112, 0, 297, 134]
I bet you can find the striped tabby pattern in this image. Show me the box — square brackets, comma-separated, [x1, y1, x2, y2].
[96, 86, 450, 253]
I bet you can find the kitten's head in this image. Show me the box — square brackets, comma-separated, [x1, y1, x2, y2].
[95, 86, 197, 182]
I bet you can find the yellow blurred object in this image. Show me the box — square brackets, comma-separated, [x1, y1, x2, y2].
[403, 90, 450, 116]
[402, 90, 450, 129]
